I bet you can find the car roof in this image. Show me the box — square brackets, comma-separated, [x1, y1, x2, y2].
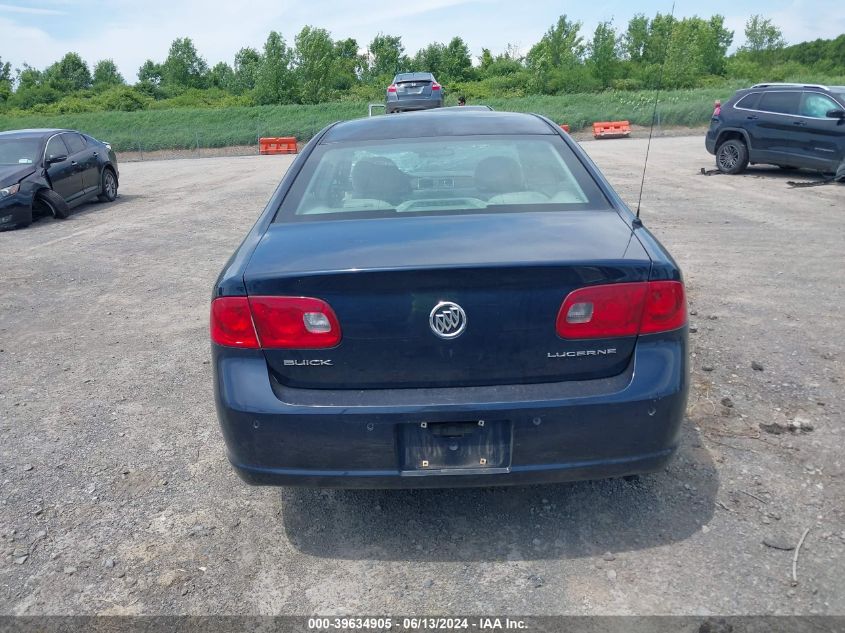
[0, 128, 70, 139]
[733, 84, 845, 104]
[322, 110, 553, 143]
[746, 83, 838, 92]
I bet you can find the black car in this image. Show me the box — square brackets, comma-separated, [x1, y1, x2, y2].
[386, 72, 444, 114]
[706, 83, 845, 175]
[0, 128, 119, 230]
[210, 110, 689, 489]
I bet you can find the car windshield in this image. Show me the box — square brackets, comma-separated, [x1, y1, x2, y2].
[278, 136, 610, 222]
[0, 138, 40, 165]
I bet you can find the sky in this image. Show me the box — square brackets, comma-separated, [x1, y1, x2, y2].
[1, 0, 843, 82]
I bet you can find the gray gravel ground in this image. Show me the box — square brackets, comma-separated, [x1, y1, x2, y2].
[0, 136, 843, 615]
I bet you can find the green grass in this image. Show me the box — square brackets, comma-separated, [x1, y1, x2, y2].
[0, 102, 366, 152]
[484, 86, 739, 129]
[0, 87, 740, 152]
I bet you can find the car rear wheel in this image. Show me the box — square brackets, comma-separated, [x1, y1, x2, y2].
[716, 139, 749, 175]
[34, 188, 70, 219]
[98, 168, 118, 202]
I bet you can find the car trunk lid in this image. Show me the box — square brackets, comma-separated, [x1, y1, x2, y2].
[244, 212, 651, 389]
[396, 79, 433, 99]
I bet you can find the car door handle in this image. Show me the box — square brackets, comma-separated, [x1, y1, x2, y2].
[793, 121, 806, 126]
[71, 161, 78, 165]
[92, 152, 98, 157]
[746, 115, 759, 120]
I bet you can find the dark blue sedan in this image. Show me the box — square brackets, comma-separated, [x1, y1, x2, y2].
[211, 110, 688, 488]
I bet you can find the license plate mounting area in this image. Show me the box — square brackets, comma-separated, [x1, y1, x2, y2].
[399, 419, 512, 476]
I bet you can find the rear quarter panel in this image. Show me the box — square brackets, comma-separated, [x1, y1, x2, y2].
[212, 127, 335, 299]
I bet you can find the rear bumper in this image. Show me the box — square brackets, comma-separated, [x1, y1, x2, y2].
[231, 449, 676, 488]
[386, 97, 443, 113]
[705, 129, 718, 155]
[213, 331, 688, 488]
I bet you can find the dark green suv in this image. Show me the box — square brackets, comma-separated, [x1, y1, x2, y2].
[705, 83, 845, 177]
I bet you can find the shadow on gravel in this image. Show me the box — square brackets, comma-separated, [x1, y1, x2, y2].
[280, 425, 717, 562]
[19, 196, 142, 231]
[68, 194, 142, 218]
[734, 166, 833, 182]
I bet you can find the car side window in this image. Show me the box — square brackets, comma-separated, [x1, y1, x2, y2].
[62, 133, 87, 155]
[45, 135, 70, 163]
[800, 92, 839, 118]
[735, 93, 761, 110]
[758, 91, 801, 115]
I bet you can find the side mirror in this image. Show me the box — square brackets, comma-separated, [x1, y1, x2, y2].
[826, 109, 845, 119]
[45, 154, 68, 166]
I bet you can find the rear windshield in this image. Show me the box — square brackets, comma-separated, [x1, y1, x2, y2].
[276, 135, 611, 222]
[0, 138, 40, 165]
[395, 73, 432, 82]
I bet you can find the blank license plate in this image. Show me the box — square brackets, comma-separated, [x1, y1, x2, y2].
[400, 420, 512, 475]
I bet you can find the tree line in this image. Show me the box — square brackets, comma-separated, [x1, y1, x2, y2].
[1, 13, 842, 115]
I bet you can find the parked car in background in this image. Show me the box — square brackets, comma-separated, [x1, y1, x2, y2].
[0, 128, 119, 230]
[706, 83, 845, 175]
[386, 72, 444, 113]
[210, 110, 689, 489]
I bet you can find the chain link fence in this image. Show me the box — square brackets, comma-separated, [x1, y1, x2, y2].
[116, 121, 318, 162]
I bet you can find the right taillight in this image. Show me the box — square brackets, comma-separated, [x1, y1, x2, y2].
[556, 281, 686, 339]
[639, 281, 687, 334]
[713, 100, 721, 116]
[387, 84, 397, 93]
[210, 296, 342, 349]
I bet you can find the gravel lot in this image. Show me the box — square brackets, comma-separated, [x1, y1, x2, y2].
[0, 136, 843, 616]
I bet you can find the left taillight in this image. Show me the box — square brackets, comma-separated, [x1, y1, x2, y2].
[249, 296, 341, 349]
[713, 100, 721, 117]
[210, 297, 259, 348]
[210, 296, 342, 349]
[556, 281, 686, 340]
[387, 84, 397, 93]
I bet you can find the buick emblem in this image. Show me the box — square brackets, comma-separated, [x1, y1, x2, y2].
[429, 301, 467, 339]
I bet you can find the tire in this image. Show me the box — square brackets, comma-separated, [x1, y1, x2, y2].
[34, 188, 70, 219]
[97, 168, 118, 202]
[715, 139, 749, 174]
